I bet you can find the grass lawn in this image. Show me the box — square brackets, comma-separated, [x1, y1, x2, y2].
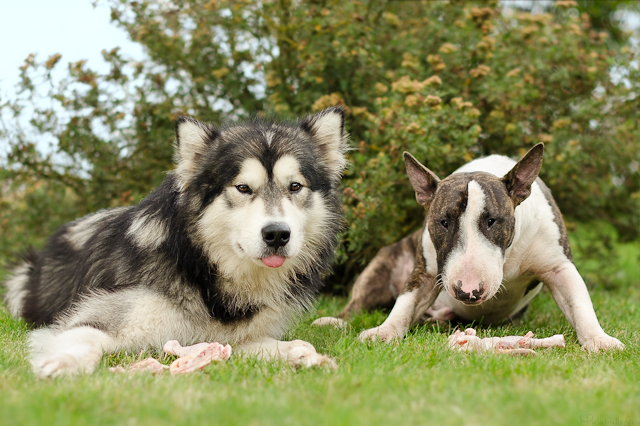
[1, 269, 639, 426]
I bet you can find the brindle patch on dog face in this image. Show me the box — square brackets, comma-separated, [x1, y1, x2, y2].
[426, 176, 470, 274]
[471, 173, 517, 252]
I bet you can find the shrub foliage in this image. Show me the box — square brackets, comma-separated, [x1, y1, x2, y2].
[1, 0, 639, 287]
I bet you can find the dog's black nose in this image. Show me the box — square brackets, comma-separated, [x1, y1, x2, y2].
[262, 223, 291, 250]
[453, 280, 485, 304]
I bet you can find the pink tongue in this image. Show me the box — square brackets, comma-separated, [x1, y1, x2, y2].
[262, 255, 285, 268]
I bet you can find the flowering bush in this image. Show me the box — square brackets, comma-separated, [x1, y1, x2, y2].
[2, 1, 639, 288]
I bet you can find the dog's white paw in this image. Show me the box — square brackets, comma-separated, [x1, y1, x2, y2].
[286, 340, 337, 370]
[33, 354, 81, 378]
[358, 325, 400, 343]
[582, 334, 625, 352]
[311, 317, 347, 329]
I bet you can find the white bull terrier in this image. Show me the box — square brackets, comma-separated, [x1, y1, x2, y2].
[314, 144, 624, 352]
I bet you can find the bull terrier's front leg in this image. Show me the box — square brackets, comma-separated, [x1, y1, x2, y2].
[358, 239, 440, 343]
[540, 262, 624, 352]
[357, 286, 438, 343]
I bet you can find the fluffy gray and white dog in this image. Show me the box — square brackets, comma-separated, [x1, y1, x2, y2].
[3, 106, 347, 377]
[315, 144, 624, 352]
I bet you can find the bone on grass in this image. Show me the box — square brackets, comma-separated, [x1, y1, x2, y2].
[448, 328, 565, 356]
[109, 341, 232, 375]
[164, 340, 232, 375]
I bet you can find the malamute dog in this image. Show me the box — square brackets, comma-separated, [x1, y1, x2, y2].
[3, 106, 347, 377]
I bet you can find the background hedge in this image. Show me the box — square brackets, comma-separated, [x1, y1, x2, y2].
[1, 0, 639, 291]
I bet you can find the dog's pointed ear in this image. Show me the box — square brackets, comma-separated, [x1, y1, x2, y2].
[299, 106, 348, 178]
[502, 143, 544, 206]
[404, 152, 440, 208]
[174, 116, 220, 188]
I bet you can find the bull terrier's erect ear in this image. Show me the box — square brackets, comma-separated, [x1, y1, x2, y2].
[502, 143, 544, 206]
[404, 152, 441, 208]
[299, 106, 348, 177]
[174, 116, 220, 189]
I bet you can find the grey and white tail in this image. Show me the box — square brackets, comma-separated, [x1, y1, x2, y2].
[3, 251, 36, 318]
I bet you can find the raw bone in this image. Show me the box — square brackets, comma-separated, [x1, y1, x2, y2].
[108, 358, 169, 374]
[448, 328, 565, 356]
[163, 340, 232, 375]
[109, 341, 232, 375]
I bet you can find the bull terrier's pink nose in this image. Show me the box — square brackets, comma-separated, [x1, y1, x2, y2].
[453, 280, 485, 305]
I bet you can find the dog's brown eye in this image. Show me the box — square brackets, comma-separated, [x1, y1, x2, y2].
[289, 182, 302, 192]
[236, 184, 251, 194]
[441, 219, 448, 229]
[488, 218, 496, 228]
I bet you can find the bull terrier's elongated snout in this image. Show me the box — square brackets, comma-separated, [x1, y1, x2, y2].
[262, 223, 291, 249]
[453, 280, 485, 305]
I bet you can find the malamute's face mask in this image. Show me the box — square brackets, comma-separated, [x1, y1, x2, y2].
[172, 107, 347, 278]
[404, 144, 543, 305]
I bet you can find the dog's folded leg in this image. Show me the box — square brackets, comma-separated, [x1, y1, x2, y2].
[358, 235, 440, 344]
[236, 338, 337, 370]
[540, 262, 625, 352]
[29, 326, 113, 378]
[313, 231, 420, 329]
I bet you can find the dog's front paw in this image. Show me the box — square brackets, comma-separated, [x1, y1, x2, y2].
[286, 340, 337, 370]
[32, 354, 81, 378]
[358, 325, 400, 343]
[582, 334, 625, 352]
[311, 317, 347, 329]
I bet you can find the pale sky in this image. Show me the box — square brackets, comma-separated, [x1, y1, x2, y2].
[0, 0, 143, 100]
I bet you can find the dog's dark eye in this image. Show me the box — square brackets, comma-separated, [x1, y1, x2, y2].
[441, 219, 448, 229]
[488, 218, 496, 228]
[289, 182, 302, 192]
[236, 184, 251, 194]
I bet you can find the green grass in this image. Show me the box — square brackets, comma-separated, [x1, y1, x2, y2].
[1, 226, 640, 426]
[1, 285, 640, 425]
